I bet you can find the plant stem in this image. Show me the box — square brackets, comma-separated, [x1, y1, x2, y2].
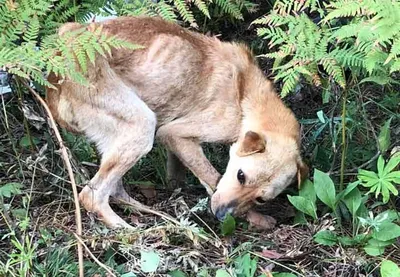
[339, 89, 347, 191]
[22, 81, 84, 277]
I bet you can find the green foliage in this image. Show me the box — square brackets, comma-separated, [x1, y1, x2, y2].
[358, 153, 400, 203]
[0, 183, 23, 198]
[359, 210, 400, 256]
[381, 260, 400, 277]
[110, 0, 256, 27]
[221, 213, 236, 236]
[140, 250, 160, 273]
[253, 0, 400, 97]
[233, 253, 257, 277]
[0, 0, 140, 88]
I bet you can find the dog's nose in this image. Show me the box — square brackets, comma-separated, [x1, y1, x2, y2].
[215, 206, 229, 221]
[213, 200, 238, 221]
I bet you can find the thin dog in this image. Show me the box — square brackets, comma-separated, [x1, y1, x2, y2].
[46, 16, 308, 229]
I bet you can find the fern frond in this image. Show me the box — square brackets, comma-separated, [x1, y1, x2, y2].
[173, 0, 196, 25]
[193, 0, 210, 19]
[215, 0, 243, 20]
[320, 58, 346, 88]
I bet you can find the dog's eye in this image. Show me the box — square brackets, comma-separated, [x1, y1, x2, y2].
[237, 169, 245, 185]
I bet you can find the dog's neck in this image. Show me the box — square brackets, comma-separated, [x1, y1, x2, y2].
[239, 67, 300, 143]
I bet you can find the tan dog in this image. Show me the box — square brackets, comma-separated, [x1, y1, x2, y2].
[46, 16, 308, 229]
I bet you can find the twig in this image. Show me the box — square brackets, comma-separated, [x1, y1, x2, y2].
[22, 82, 84, 277]
[74, 233, 117, 277]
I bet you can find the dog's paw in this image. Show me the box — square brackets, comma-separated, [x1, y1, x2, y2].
[246, 210, 277, 231]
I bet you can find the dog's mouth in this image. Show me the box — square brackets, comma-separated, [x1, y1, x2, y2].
[254, 197, 267, 205]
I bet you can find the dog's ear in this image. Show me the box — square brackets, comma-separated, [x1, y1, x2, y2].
[297, 159, 309, 189]
[237, 131, 266, 157]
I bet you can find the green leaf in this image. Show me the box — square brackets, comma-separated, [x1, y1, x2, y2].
[377, 156, 385, 177]
[215, 269, 231, 277]
[317, 110, 325, 123]
[378, 118, 392, 153]
[140, 250, 160, 273]
[272, 273, 297, 277]
[0, 183, 23, 198]
[221, 214, 236, 236]
[121, 273, 137, 277]
[336, 180, 360, 201]
[168, 270, 187, 277]
[313, 169, 336, 210]
[288, 196, 317, 219]
[343, 188, 362, 216]
[383, 153, 400, 175]
[299, 179, 316, 203]
[373, 222, 400, 241]
[313, 230, 338, 246]
[364, 244, 386, 256]
[364, 238, 394, 256]
[381, 260, 400, 277]
[19, 136, 39, 148]
[376, 210, 399, 223]
[338, 234, 366, 246]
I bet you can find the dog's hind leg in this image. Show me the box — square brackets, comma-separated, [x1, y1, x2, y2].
[166, 151, 187, 189]
[77, 101, 156, 229]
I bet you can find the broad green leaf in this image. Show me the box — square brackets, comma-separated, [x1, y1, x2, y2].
[121, 273, 137, 277]
[378, 118, 392, 153]
[364, 238, 394, 256]
[313, 230, 338, 246]
[381, 260, 400, 277]
[376, 210, 399, 223]
[337, 181, 360, 201]
[0, 183, 23, 198]
[140, 250, 160, 273]
[313, 169, 336, 210]
[215, 269, 231, 277]
[221, 214, 236, 236]
[234, 253, 257, 277]
[299, 179, 316, 203]
[383, 153, 400, 175]
[168, 270, 187, 277]
[364, 244, 386, 256]
[343, 188, 362, 216]
[288, 195, 317, 219]
[373, 222, 400, 241]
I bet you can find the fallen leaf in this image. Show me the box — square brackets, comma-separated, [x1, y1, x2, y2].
[246, 210, 277, 230]
[260, 249, 283, 259]
[139, 184, 157, 199]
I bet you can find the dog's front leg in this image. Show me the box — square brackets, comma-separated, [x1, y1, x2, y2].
[157, 125, 221, 195]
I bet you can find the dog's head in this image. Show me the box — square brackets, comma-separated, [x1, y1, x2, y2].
[211, 130, 308, 221]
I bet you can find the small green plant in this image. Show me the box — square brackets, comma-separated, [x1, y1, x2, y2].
[291, 162, 400, 257]
[357, 153, 400, 203]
